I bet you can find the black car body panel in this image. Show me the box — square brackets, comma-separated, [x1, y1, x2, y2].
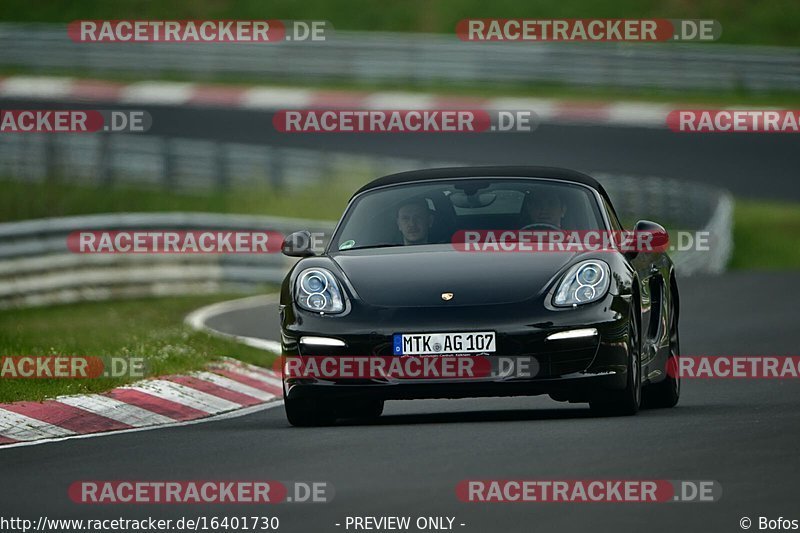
[279, 166, 678, 415]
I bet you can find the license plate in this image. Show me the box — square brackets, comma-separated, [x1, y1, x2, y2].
[393, 332, 496, 355]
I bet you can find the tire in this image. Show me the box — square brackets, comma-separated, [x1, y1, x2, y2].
[643, 296, 681, 408]
[284, 395, 335, 427]
[590, 308, 642, 416]
[335, 399, 384, 420]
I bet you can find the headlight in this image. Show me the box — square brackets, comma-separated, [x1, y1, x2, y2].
[553, 260, 611, 307]
[295, 268, 344, 314]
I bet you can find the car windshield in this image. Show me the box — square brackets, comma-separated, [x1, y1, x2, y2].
[331, 178, 606, 251]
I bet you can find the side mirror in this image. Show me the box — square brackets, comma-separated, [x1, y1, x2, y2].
[282, 230, 317, 257]
[624, 220, 669, 259]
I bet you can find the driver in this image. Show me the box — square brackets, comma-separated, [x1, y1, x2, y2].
[521, 189, 567, 229]
[396, 198, 434, 245]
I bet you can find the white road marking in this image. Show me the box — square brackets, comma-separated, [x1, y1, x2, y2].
[126, 380, 242, 413]
[0, 76, 75, 99]
[0, 294, 285, 450]
[214, 361, 283, 388]
[489, 97, 558, 122]
[0, 409, 76, 441]
[192, 371, 277, 401]
[365, 92, 435, 109]
[606, 102, 671, 127]
[120, 81, 195, 104]
[184, 294, 282, 353]
[0, 401, 283, 450]
[57, 394, 175, 427]
[241, 87, 312, 109]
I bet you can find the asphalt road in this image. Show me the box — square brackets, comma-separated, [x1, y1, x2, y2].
[2, 97, 799, 532]
[1, 98, 799, 201]
[1, 272, 799, 533]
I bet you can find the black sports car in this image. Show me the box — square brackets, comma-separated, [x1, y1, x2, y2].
[279, 166, 680, 426]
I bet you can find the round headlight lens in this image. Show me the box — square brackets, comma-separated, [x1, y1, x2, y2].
[300, 271, 328, 294]
[575, 285, 596, 302]
[577, 263, 603, 286]
[307, 293, 327, 310]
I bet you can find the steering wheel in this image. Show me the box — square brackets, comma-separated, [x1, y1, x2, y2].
[520, 223, 562, 231]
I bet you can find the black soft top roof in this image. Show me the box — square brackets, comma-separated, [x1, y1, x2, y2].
[352, 166, 610, 202]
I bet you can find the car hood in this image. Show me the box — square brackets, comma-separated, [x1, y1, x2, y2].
[330, 245, 577, 307]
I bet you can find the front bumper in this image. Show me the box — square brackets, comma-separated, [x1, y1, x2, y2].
[281, 293, 631, 402]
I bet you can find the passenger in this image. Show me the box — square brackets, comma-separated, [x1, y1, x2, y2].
[521, 189, 567, 229]
[396, 198, 434, 244]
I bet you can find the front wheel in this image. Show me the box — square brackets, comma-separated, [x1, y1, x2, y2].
[643, 296, 681, 408]
[284, 395, 335, 427]
[335, 399, 384, 420]
[590, 310, 642, 416]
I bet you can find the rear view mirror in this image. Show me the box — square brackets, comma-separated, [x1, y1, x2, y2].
[282, 231, 317, 257]
[624, 220, 669, 259]
[449, 192, 497, 209]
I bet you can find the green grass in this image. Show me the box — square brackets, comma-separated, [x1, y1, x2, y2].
[0, 177, 361, 223]
[0, 294, 276, 403]
[730, 200, 800, 270]
[2, 0, 800, 46]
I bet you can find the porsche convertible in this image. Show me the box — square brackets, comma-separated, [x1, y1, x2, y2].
[279, 166, 680, 426]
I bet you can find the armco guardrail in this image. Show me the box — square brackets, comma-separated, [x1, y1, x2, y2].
[595, 173, 734, 275]
[0, 133, 453, 192]
[1, 23, 798, 91]
[0, 213, 334, 309]
[0, 174, 732, 309]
